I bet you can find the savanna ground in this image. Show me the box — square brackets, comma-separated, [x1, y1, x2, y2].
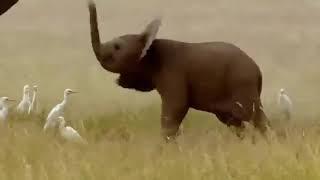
[1, 0, 320, 179]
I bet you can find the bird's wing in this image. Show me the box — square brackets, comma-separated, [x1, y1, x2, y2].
[17, 100, 31, 112]
[45, 110, 59, 129]
[66, 127, 80, 136]
[32, 98, 38, 111]
[284, 95, 292, 106]
[17, 101, 24, 109]
[280, 95, 291, 108]
[65, 127, 83, 140]
[28, 103, 33, 114]
[285, 96, 293, 114]
[277, 94, 282, 106]
[46, 104, 61, 121]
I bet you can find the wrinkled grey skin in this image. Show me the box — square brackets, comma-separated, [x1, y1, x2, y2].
[87, 0, 270, 141]
[0, 0, 18, 16]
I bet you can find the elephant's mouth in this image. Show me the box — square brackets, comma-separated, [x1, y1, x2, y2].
[116, 74, 155, 92]
[99, 62, 108, 70]
[116, 75, 131, 88]
[99, 60, 118, 74]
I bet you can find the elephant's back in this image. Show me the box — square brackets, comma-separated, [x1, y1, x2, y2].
[181, 41, 262, 109]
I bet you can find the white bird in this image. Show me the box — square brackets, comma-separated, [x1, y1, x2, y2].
[57, 116, 87, 144]
[17, 85, 32, 113]
[28, 85, 38, 115]
[277, 88, 293, 120]
[43, 89, 78, 131]
[0, 97, 15, 124]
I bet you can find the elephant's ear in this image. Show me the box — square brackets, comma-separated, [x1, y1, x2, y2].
[139, 18, 162, 59]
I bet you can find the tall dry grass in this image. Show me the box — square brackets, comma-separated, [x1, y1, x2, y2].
[1, 0, 320, 179]
[2, 110, 320, 180]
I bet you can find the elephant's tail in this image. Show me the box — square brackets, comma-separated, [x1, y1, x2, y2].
[87, 0, 102, 60]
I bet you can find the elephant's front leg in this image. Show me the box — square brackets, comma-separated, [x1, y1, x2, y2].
[161, 101, 189, 141]
[158, 79, 189, 141]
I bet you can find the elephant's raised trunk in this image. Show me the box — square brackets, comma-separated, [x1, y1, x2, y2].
[88, 0, 102, 60]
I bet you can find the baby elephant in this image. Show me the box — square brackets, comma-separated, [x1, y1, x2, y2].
[87, 0, 270, 140]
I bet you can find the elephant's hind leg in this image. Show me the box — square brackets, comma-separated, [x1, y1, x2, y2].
[252, 105, 270, 135]
[215, 112, 245, 138]
[213, 100, 248, 138]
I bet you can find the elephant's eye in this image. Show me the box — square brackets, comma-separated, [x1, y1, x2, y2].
[114, 44, 121, 51]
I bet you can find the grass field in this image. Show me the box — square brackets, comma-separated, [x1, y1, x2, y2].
[1, 0, 320, 179]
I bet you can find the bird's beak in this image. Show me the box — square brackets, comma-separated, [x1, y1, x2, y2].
[8, 99, 16, 102]
[71, 91, 79, 94]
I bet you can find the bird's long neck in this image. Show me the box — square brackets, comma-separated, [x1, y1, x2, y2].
[60, 94, 68, 108]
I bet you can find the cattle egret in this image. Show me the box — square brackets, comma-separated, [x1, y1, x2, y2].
[17, 85, 31, 113]
[278, 88, 293, 120]
[43, 89, 78, 131]
[0, 97, 15, 123]
[57, 116, 87, 144]
[28, 85, 38, 114]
